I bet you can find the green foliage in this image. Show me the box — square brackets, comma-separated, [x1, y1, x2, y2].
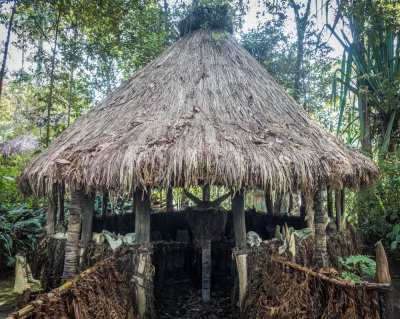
[178, 1, 234, 36]
[387, 223, 400, 250]
[338, 255, 376, 282]
[0, 204, 46, 269]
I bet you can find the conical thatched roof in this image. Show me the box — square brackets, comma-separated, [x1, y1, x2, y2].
[0, 134, 40, 160]
[18, 29, 377, 197]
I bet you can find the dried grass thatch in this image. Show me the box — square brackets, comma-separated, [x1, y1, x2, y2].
[0, 134, 39, 160]
[17, 29, 378, 197]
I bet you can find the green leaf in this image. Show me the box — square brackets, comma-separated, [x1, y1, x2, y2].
[391, 241, 398, 250]
[393, 224, 400, 236]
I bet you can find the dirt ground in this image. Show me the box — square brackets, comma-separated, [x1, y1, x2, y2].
[154, 272, 237, 319]
[0, 274, 17, 319]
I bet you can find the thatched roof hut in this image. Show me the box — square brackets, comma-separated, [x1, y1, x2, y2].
[0, 134, 39, 160]
[17, 28, 377, 198]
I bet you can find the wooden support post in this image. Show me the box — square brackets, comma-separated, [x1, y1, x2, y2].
[314, 186, 328, 268]
[327, 187, 333, 218]
[59, 181, 65, 225]
[232, 190, 247, 308]
[81, 193, 95, 244]
[376, 241, 392, 318]
[201, 238, 211, 302]
[101, 192, 108, 217]
[340, 188, 345, 228]
[335, 190, 342, 231]
[305, 194, 315, 234]
[166, 187, 173, 212]
[203, 184, 211, 202]
[274, 191, 283, 214]
[133, 189, 151, 318]
[47, 193, 58, 235]
[62, 189, 84, 279]
[265, 190, 273, 214]
[134, 189, 151, 244]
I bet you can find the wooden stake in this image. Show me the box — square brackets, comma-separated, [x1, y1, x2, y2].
[62, 189, 84, 279]
[376, 241, 391, 284]
[81, 193, 95, 244]
[47, 193, 58, 235]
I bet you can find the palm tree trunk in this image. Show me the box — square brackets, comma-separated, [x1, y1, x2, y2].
[62, 190, 84, 279]
[314, 185, 328, 268]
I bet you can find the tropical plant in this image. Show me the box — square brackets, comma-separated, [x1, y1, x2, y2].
[338, 255, 376, 282]
[0, 204, 46, 268]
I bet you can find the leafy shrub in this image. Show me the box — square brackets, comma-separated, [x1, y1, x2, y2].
[0, 204, 46, 268]
[338, 255, 376, 283]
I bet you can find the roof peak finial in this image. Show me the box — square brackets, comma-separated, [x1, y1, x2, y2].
[178, 1, 234, 37]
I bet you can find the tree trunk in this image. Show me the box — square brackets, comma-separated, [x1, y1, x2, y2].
[67, 21, 77, 127]
[0, 0, 16, 102]
[59, 181, 65, 225]
[265, 190, 274, 214]
[290, 0, 312, 105]
[166, 187, 173, 211]
[47, 193, 58, 235]
[46, 10, 61, 147]
[62, 189, 84, 279]
[274, 192, 283, 214]
[81, 193, 95, 244]
[201, 238, 211, 302]
[232, 190, 247, 308]
[101, 192, 108, 217]
[314, 186, 328, 268]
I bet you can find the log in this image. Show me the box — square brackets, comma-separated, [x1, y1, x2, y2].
[134, 189, 151, 244]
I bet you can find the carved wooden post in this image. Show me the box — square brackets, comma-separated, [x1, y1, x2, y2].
[314, 185, 328, 268]
[133, 189, 152, 318]
[62, 189, 84, 279]
[47, 192, 58, 235]
[166, 187, 173, 212]
[232, 190, 247, 308]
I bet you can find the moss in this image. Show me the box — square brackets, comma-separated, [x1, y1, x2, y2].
[0, 276, 18, 307]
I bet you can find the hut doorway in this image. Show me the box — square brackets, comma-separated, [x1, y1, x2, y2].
[153, 240, 236, 318]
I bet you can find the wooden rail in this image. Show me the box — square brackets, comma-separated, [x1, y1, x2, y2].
[7, 258, 110, 319]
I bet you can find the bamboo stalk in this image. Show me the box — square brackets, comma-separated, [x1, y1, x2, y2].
[7, 259, 110, 319]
